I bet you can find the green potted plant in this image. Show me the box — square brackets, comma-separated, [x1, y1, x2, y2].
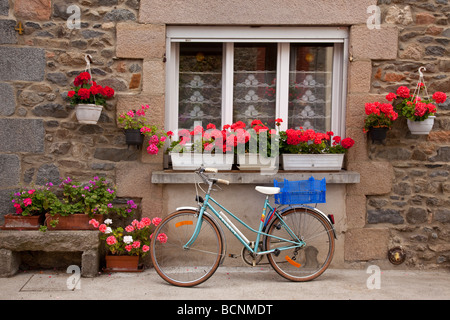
[279, 122, 354, 171]
[67, 71, 115, 124]
[3, 183, 58, 230]
[118, 104, 167, 152]
[44, 176, 136, 230]
[363, 101, 398, 143]
[89, 216, 163, 271]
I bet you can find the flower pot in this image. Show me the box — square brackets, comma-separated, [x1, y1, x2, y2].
[105, 255, 140, 272]
[124, 129, 144, 148]
[75, 104, 102, 124]
[170, 152, 233, 171]
[407, 116, 435, 135]
[45, 213, 104, 230]
[281, 153, 344, 171]
[368, 126, 388, 144]
[1, 214, 43, 230]
[236, 153, 278, 171]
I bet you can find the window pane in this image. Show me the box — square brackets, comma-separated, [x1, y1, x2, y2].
[288, 44, 333, 132]
[233, 43, 277, 128]
[178, 43, 223, 130]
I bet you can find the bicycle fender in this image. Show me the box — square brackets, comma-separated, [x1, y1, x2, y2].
[279, 205, 338, 239]
[175, 206, 228, 265]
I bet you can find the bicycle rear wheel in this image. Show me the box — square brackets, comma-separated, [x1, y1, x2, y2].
[150, 209, 223, 287]
[265, 207, 335, 282]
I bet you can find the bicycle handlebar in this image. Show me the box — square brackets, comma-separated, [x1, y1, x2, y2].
[195, 167, 230, 186]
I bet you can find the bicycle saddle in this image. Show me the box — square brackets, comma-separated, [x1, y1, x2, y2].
[255, 186, 280, 195]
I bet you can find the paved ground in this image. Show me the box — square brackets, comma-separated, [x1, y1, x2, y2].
[1, 265, 449, 301]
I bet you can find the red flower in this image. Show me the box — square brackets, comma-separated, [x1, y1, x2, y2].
[67, 90, 76, 98]
[396, 86, 410, 99]
[102, 86, 115, 98]
[432, 91, 447, 104]
[385, 92, 397, 102]
[341, 137, 355, 149]
[78, 88, 91, 100]
[73, 72, 91, 87]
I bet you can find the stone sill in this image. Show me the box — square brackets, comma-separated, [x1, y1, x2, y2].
[151, 170, 360, 185]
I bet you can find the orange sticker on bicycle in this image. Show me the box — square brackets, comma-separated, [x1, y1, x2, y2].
[175, 221, 193, 228]
[285, 256, 301, 268]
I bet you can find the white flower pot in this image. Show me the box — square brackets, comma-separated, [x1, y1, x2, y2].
[170, 152, 233, 171]
[75, 104, 103, 124]
[236, 153, 278, 171]
[282, 153, 344, 171]
[407, 116, 435, 135]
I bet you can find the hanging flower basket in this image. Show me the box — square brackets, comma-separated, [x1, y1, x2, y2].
[124, 129, 145, 148]
[407, 116, 436, 135]
[75, 104, 103, 124]
[368, 126, 389, 144]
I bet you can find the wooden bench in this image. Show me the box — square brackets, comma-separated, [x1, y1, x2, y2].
[0, 230, 100, 278]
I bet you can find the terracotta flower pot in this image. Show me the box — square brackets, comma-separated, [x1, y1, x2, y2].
[45, 213, 104, 230]
[105, 255, 140, 272]
[1, 214, 43, 230]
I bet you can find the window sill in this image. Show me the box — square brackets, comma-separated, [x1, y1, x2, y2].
[151, 170, 360, 185]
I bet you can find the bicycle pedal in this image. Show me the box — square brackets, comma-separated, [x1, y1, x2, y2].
[229, 253, 240, 258]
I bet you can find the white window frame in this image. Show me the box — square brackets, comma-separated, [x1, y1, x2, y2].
[165, 26, 349, 135]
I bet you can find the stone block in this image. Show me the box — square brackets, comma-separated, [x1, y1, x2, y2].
[142, 60, 166, 95]
[0, 249, 20, 277]
[0, 47, 45, 81]
[345, 194, 367, 229]
[0, 20, 18, 44]
[139, 0, 375, 25]
[0, 119, 44, 153]
[0, 83, 15, 116]
[347, 160, 393, 196]
[350, 24, 398, 60]
[0, 0, 9, 16]
[116, 162, 154, 198]
[348, 60, 372, 93]
[116, 23, 165, 59]
[116, 94, 165, 129]
[0, 154, 20, 187]
[344, 228, 389, 261]
[14, 0, 51, 21]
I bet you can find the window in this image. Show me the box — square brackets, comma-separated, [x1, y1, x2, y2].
[166, 26, 348, 135]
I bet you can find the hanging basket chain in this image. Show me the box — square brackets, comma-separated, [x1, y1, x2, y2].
[84, 54, 96, 104]
[411, 67, 430, 103]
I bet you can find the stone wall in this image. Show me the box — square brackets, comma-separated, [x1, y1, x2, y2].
[363, 1, 450, 269]
[0, 0, 155, 220]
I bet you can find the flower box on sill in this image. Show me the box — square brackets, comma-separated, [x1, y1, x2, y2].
[236, 153, 278, 171]
[281, 153, 344, 171]
[170, 152, 233, 171]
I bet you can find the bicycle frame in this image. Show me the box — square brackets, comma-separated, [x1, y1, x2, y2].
[184, 192, 306, 257]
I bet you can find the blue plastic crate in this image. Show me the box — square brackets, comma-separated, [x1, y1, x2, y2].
[274, 177, 326, 205]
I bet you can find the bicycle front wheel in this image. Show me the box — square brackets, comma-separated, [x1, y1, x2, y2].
[150, 209, 223, 287]
[265, 207, 335, 282]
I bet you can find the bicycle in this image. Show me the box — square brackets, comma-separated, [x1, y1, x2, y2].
[150, 167, 337, 287]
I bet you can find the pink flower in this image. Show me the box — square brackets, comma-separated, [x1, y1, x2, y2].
[142, 245, 150, 252]
[152, 217, 162, 226]
[157, 233, 168, 243]
[14, 203, 22, 214]
[28, 189, 35, 195]
[99, 224, 107, 233]
[125, 245, 132, 252]
[89, 219, 99, 228]
[106, 236, 117, 245]
[127, 110, 135, 117]
[125, 225, 134, 232]
[147, 143, 159, 155]
[141, 217, 151, 226]
[23, 198, 32, 207]
[132, 241, 141, 248]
